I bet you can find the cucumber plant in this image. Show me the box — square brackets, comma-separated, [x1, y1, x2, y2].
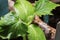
[0, 0, 59, 40]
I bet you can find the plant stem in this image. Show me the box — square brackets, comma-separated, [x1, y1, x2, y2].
[8, 39, 10, 40]
[33, 15, 56, 40]
[23, 35, 26, 40]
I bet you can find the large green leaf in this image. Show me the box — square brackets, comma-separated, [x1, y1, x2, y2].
[0, 11, 16, 39]
[9, 20, 28, 39]
[28, 24, 46, 40]
[0, 0, 9, 17]
[35, 0, 60, 16]
[0, 11, 28, 39]
[14, 0, 35, 24]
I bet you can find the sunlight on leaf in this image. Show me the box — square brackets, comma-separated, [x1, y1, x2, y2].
[35, 0, 60, 16]
[14, 0, 35, 24]
[28, 24, 46, 40]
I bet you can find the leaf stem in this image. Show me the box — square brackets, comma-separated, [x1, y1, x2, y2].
[23, 35, 26, 40]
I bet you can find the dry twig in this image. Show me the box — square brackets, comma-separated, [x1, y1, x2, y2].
[33, 15, 56, 40]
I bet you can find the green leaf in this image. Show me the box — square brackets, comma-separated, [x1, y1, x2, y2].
[9, 20, 28, 39]
[14, 0, 35, 24]
[0, 11, 28, 39]
[28, 24, 46, 40]
[0, 12, 16, 26]
[0, 11, 17, 39]
[35, 0, 60, 16]
[16, 0, 27, 2]
[0, 0, 9, 17]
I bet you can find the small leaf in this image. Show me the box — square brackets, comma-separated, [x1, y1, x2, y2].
[28, 24, 46, 40]
[35, 0, 60, 16]
[0, 11, 16, 26]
